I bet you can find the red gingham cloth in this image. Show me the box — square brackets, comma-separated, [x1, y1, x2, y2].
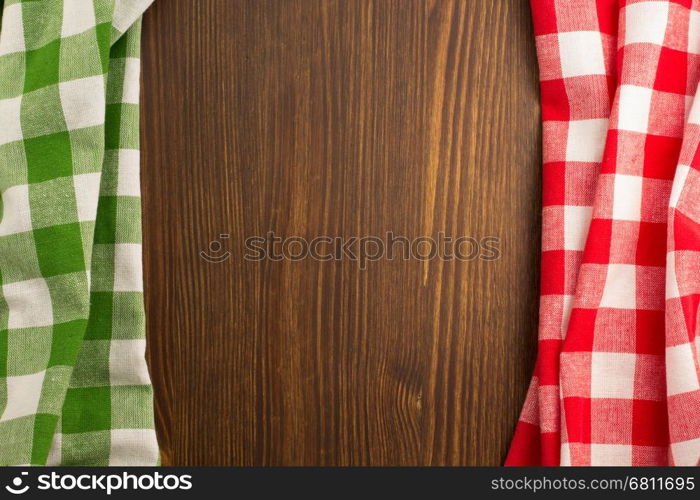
[507, 0, 700, 466]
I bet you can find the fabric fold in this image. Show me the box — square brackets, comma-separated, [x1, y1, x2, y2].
[664, 82, 700, 466]
[0, 0, 157, 465]
[510, 0, 700, 466]
[507, 0, 619, 466]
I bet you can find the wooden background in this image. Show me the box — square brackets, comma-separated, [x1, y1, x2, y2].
[140, 0, 541, 466]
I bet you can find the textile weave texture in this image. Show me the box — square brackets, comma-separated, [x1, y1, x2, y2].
[508, 0, 700, 466]
[0, 0, 158, 465]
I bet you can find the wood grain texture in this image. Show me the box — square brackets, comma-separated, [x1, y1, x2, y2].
[140, 0, 541, 466]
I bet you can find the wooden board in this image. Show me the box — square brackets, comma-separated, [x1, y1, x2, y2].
[140, 0, 541, 466]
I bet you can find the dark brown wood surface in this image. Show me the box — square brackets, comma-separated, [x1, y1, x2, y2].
[140, 0, 541, 466]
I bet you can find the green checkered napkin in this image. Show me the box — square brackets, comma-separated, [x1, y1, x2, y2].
[0, 0, 158, 465]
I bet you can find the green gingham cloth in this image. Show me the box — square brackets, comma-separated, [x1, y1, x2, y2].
[0, 0, 158, 465]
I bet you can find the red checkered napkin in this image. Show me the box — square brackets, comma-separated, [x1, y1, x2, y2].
[507, 0, 700, 466]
